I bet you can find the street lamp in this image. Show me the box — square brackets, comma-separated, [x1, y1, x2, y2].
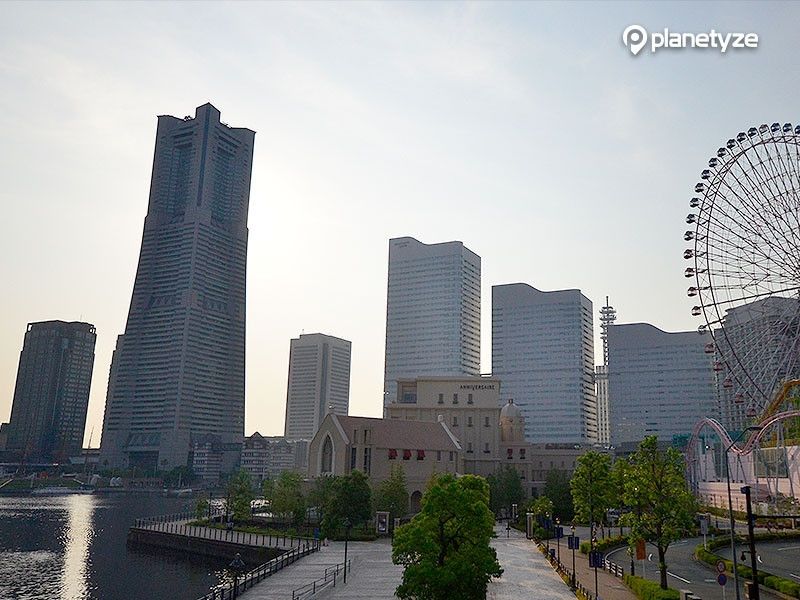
[555, 517, 561, 563]
[725, 425, 762, 600]
[343, 518, 351, 584]
[570, 523, 577, 589]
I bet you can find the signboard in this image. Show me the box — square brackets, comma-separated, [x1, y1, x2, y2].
[567, 535, 579, 550]
[376, 511, 389, 534]
[555, 526, 564, 539]
[699, 515, 709, 535]
[635, 539, 646, 560]
[589, 551, 604, 568]
[716, 560, 726, 573]
[718, 573, 727, 586]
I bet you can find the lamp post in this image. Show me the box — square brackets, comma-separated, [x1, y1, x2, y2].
[343, 518, 351, 584]
[570, 524, 577, 589]
[556, 517, 561, 563]
[725, 425, 762, 600]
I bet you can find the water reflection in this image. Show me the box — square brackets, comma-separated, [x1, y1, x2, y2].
[0, 494, 227, 600]
[61, 495, 94, 599]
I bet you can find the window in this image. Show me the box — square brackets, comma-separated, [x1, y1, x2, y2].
[449, 451, 454, 461]
[350, 447, 357, 471]
[520, 448, 526, 460]
[437, 451, 442, 461]
[468, 416, 473, 427]
[507, 448, 513, 459]
[416, 449, 425, 460]
[452, 393, 458, 404]
[403, 449, 412, 460]
[437, 393, 444, 404]
[484, 416, 490, 427]
[484, 443, 490, 454]
[321, 436, 333, 474]
[363, 448, 372, 474]
[388, 448, 397, 460]
[467, 442, 473, 454]
[468, 393, 473, 404]
[452, 416, 458, 427]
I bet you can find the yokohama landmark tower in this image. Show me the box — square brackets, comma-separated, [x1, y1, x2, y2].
[100, 103, 255, 472]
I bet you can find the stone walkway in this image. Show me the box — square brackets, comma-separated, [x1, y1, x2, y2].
[241, 525, 581, 599]
[488, 525, 576, 600]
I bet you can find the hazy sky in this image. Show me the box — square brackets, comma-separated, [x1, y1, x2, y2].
[1, 1, 796, 446]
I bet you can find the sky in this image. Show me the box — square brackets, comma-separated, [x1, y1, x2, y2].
[0, 1, 797, 447]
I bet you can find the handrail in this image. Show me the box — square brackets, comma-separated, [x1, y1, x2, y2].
[291, 560, 351, 600]
[195, 541, 321, 600]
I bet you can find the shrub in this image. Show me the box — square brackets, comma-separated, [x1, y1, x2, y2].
[623, 574, 680, 600]
[579, 534, 627, 555]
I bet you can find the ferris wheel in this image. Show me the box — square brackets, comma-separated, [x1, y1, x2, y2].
[685, 122, 800, 426]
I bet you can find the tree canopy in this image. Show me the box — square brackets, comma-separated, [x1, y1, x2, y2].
[486, 466, 525, 515]
[226, 469, 254, 521]
[620, 436, 697, 590]
[392, 474, 502, 600]
[570, 451, 613, 527]
[543, 469, 574, 522]
[323, 469, 373, 534]
[374, 465, 409, 526]
[270, 470, 307, 526]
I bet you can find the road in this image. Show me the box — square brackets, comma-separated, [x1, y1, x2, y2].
[716, 540, 800, 584]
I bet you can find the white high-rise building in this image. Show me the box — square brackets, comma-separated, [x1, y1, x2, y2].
[492, 283, 597, 444]
[284, 333, 351, 441]
[383, 237, 481, 407]
[595, 298, 616, 446]
[607, 323, 715, 448]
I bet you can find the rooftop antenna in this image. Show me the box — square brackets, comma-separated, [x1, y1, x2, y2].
[599, 296, 617, 366]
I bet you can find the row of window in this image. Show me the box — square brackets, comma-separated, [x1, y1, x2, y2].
[451, 415, 491, 427]
[438, 392, 474, 405]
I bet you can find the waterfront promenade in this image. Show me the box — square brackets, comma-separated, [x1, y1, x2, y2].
[241, 524, 576, 599]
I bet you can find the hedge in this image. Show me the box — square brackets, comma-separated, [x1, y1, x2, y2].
[579, 534, 627, 555]
[695, 534, 800, 598]
[623, 575, 680, 600]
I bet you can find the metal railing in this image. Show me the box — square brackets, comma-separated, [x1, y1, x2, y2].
[290, 560, 351, 600]
[133, 514, 317, 549]
[196, 544, 319, 600]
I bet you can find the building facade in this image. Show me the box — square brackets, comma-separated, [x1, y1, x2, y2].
[241, 433, 308, 484]
[308, 413, 462, 513]
[385, 376, 591, 499]
[100, 103, 255, 473]
[383, 237, 481, 407]
[5, 321, 96, 462]
[607, 323, 716, 448]
[284, 333, 351, 441]
[492, 283, 597, 444]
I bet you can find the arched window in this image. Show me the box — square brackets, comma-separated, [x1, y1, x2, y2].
[410, 490, 423, 514]
[321, 436, 333, 474]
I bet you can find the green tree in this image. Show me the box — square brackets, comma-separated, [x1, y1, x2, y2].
[227, 469, 254, 522]
[528, 496, 553, 520]
[271, 470, 307, 527]
[374, 465, 409, 527]
[486, 466, 525, 515]
[195, 495, 210, 521]
[543, 469, 574, 521]
[392, 474, 502, 600]
[570, 451, 613, 530]
[620, 436, 698, 590]
[324, 470, 373, 535]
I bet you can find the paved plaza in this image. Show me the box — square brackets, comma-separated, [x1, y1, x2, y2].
[241, 524, 576, 599]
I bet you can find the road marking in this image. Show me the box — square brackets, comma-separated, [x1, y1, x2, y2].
[778, 546, 800, 551]
[668, 572, 691, 584]
[791, 574, 800, 581]
[704, 579, 716, 583]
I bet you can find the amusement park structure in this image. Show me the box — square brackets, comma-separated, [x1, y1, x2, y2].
[683, 122, 800, 510]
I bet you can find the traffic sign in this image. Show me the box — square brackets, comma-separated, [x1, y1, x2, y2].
[717, 573, 727, 586]
[716, 560, 726, 573]
[555, 526, 564, 539]
[567, 535, 579, 550]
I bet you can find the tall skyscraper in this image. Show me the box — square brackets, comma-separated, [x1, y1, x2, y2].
[284, 333, 351, 441]
[607, 323, 715, 448]
[492, 283, 596, 444]
[6, 321, 96, 462]
[100, 103, 255, 472]
[383, 237, 481, 406]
